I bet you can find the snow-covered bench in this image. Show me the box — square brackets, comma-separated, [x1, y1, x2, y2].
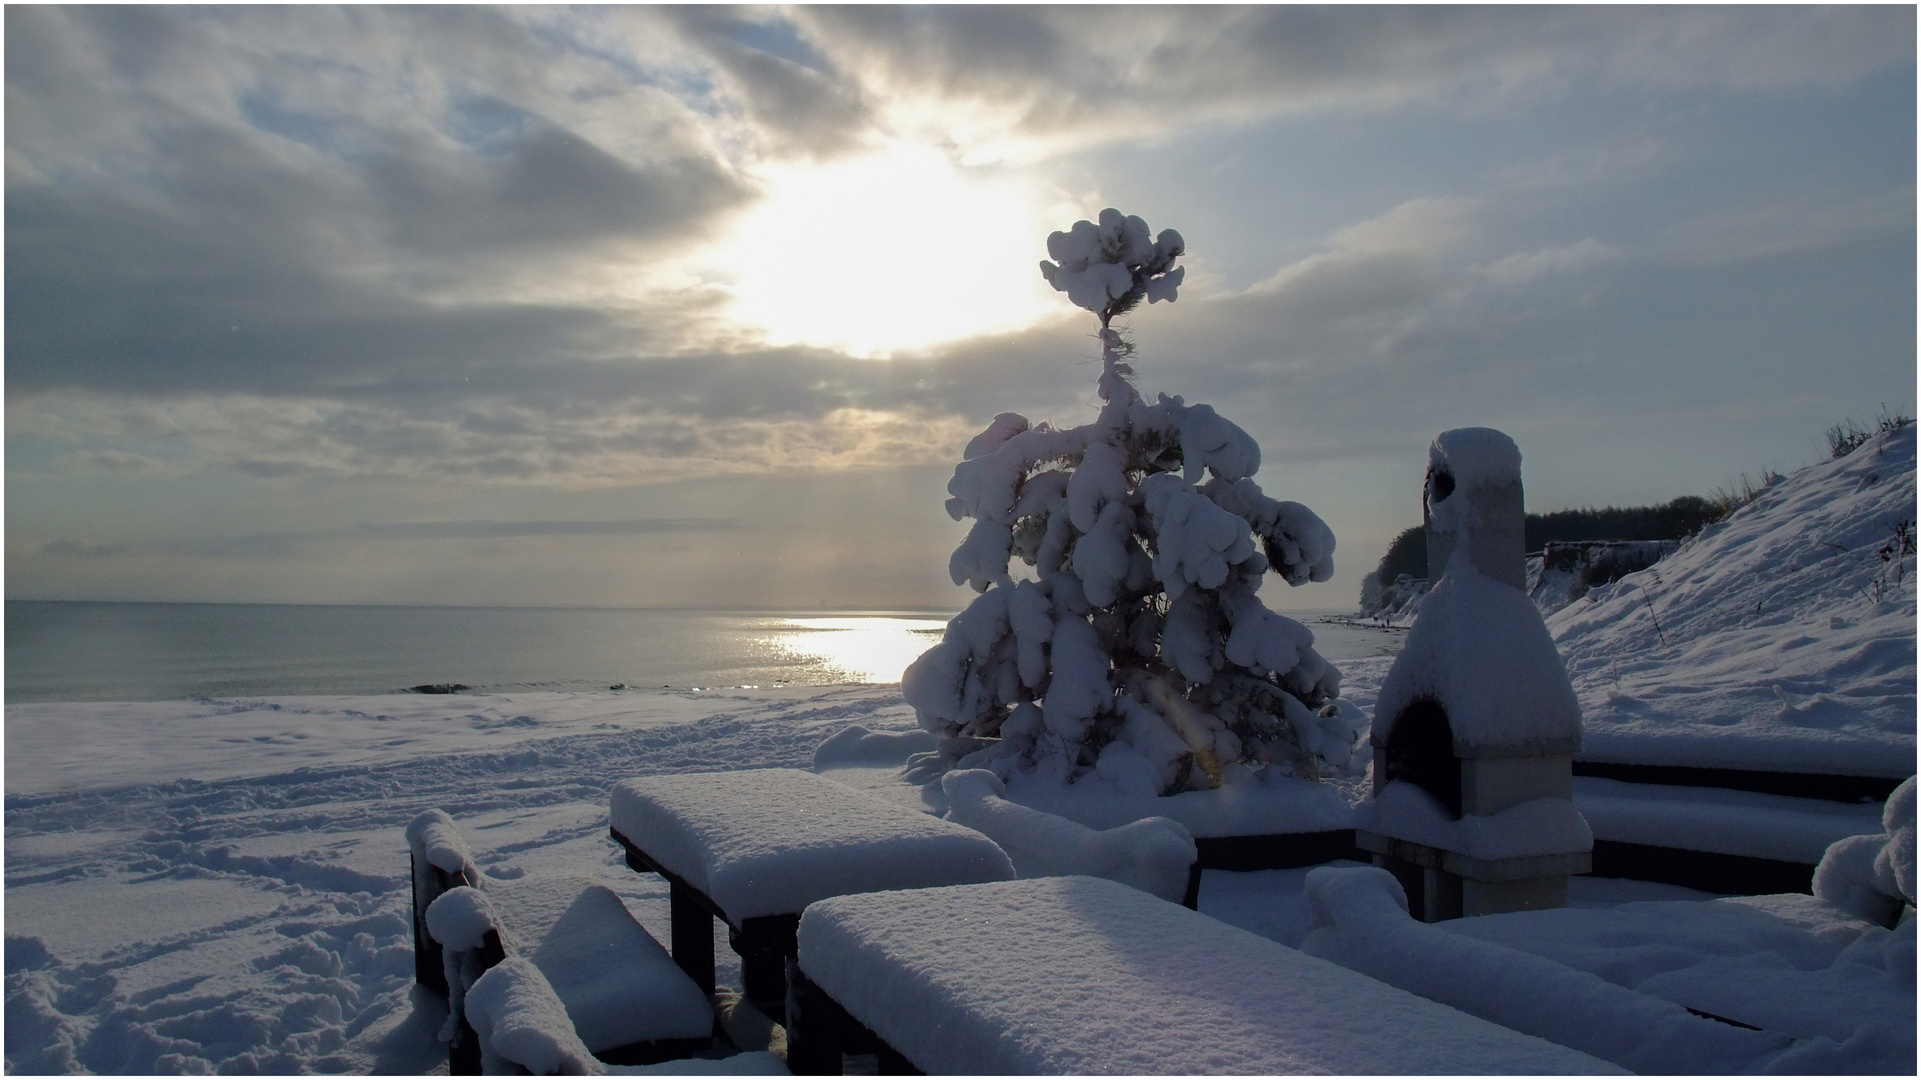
[786, 874, 1622, 1075]
[608, 769, 1014, 1020]
[465, 957, 788, 1076]
[408, 811, 714, 1072]
[1300, 862, 1915, 1073]
[970, 763, 1367, 872]
[1575, 775, 1890, 895]
[939, 769, 1199, 905]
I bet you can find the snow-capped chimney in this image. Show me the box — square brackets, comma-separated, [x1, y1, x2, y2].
[1358, 427, 1589, 921]
[1425, 428, 1525, 590]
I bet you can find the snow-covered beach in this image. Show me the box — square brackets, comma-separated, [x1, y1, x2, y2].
[7, 423, 1914, 1074]
[6, 686, 918, 1073]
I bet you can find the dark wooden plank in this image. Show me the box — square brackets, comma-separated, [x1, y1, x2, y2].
[596, 1036, 717, 1067]
[1180, 862, 1202, 910]
[1573, 761, 1902, 803]
[670, 882, 717, 996]
[730, 915, 801, 1022]
[1194, 830, 1366, 871]
[612, 825, 727, 995]
[1588, 840, 1815, 896]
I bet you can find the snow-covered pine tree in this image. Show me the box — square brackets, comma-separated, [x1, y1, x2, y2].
[902, 209, 1360, 796]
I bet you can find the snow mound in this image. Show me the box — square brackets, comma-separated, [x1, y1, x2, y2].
[811, 724, 936, 769]
[1814, 774, 1917, 924]
[1549, 422, 1916, 776]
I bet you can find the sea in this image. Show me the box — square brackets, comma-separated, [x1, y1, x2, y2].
[3, 600, 1405, 704]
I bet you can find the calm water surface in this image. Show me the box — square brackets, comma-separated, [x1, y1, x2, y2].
[5, 601, 1401, 703]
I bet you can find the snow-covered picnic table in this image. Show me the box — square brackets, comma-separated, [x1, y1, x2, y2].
[789, 874, 1622, 1075]
[608, 769, 1014, 1015]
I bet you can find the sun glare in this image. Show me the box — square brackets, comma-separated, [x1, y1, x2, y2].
[709, 145, 1068, 357]
[772, 616, 948, 683]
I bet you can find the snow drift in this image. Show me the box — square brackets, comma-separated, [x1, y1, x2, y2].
[1550, 422, 1916, 777]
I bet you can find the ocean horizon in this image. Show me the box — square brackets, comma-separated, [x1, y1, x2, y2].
[4, 599, 1402, 704]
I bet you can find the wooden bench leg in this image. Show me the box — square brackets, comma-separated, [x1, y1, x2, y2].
[449, 1016, 482, 1075]
[411, 854, 447, 992]
[730, 915, 800, 1023]
[670, 881, 716, 996]
[783, 964, 844, 1075]
[1181, 861, 1203, 910]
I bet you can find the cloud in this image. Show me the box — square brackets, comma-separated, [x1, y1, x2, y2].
[790, 7, 1915, 159]
[1239, 199, 1483, 329]
[655, 7, 870, 157]
[4, 4, 1911, 514]
[36, 540, 138, 559]
[358, 518, 745, 539]
[5, 5, 754, 404]
[1481, 239, 1619, 286]
[1649, 187, 1918, 267]
[10, 389, 999, 486]
[52, 450, 162, 475]
[35, 518, 747, 562]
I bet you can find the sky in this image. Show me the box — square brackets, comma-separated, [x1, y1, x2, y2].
[6, 5, 1916, 613]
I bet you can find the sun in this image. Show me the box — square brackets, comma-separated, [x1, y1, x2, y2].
[707, 144, 1070, 358]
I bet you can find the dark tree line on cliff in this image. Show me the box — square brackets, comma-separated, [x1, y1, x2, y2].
[1369, 496, 1723, 591]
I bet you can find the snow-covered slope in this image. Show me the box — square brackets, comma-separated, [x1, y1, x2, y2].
[1549, 423, 1916, 777]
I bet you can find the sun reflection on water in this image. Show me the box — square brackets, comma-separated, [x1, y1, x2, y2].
[768, 616, 949, 684]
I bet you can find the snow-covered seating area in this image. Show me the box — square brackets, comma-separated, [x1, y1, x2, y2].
[407, 810, 714, 1071]
[608, 769, 1014, 1016]
[789, 874, 1621, 1075]
[1301, 861, 1916, 1073]
[989, 764, 1365, 870]
[1576, 775, 1890, 893]
[815, 720, 1361, 874]
[409, 808, 484, 992]
[465, 958, 788, 1076]
[939, 768, 1198, 904]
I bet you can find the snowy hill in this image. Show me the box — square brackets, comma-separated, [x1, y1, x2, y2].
[1548, 422, 1916, 778]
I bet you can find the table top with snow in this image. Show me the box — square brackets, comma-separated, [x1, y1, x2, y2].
[609, 768, 1014, 921]
[796, 874, 1622, 1075]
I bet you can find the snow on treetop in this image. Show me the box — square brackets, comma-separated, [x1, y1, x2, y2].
[1039, 208, 1185, 325]
[1430, 427, 1522, 492]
